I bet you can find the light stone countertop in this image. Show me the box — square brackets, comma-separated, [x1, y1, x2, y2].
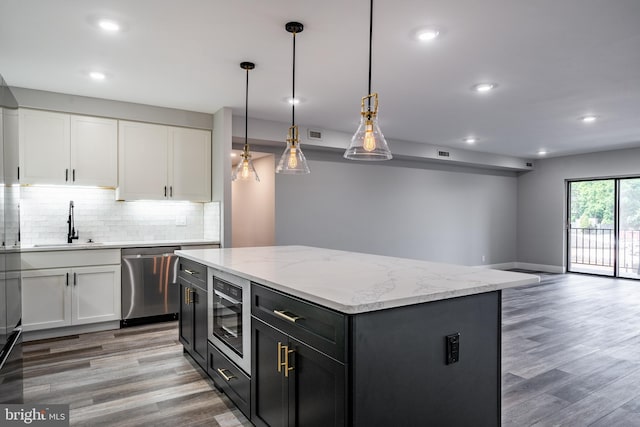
[176, 245, 540, 314]
[18, 239, 220, 252]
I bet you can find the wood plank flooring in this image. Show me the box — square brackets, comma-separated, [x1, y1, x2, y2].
[21, 272, 640, 426]
[502, 272, 640, 426]
[22, 322, 252, 426]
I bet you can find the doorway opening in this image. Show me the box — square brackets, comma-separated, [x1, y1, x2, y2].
[567, 178, 640, 279]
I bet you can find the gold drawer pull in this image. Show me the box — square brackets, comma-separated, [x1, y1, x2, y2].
[274, 310, 302, 323]
[216, 368, 236, 382]
[277, 342, 295, 377]
[184, 288, 193, 305]
[277, 342, 285, 373]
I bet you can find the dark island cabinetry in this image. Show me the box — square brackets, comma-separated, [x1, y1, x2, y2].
[251, 284, 346, 427]
[178, 258, 208, 370]
[251, 283, 501, 427]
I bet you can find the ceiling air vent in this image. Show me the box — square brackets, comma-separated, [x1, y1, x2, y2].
[437, 150, 450, 158]
[526, 162, 533, 167]
[307, 128, 323, 140]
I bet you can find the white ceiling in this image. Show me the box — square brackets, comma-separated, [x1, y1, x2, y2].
[2, 0, 640, 159]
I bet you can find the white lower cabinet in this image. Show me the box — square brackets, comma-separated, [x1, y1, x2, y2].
[22, 268, 71, 330]
[21, 249, 121, 333]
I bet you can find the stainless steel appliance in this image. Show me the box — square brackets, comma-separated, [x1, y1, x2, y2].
[208, 269, 251, 374]
[121, 246, 180, 326]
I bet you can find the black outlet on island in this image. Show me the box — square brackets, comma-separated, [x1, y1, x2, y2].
[445, 332, 460, 365]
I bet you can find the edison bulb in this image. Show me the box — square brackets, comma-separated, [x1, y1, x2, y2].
[288, 147, 298, 169]
[241, 159, 250, 179]
[363, 123, 376, 152]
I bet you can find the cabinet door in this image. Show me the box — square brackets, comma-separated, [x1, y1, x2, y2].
[72, 265, 121, 325]
[19, 109, 70, 185]
[70, 115, 118, 187]
[169, 127, 211, 202]
[192, 284, 209, 368]
[289, 337, 346, 427]
[117, 120, 168, 200]
[179, 279, 194, 351]
[252, 319, 289, 427]
[21, 268, 71, 331]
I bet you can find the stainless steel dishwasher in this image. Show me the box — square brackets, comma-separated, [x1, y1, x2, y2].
[121, 246, 181, 326]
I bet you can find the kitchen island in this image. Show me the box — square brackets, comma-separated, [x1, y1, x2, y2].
[176, 245, 539, 426]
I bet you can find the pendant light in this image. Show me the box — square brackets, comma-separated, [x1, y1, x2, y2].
[344, 0, 393, 161]
[276, 21, 310, 174]
[232, 62, 260, 182]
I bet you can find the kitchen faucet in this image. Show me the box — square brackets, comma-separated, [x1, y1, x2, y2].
[67, 200, 79, 243]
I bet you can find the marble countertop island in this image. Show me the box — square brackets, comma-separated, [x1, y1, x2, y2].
[176, 245, 539, 314]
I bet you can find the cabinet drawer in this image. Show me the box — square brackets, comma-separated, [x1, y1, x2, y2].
[208, 341, 250, 417]
[178, 258, 206, 285]
[252, 283, 347, 362]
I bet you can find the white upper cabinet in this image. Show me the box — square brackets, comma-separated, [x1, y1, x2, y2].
[18, 109, 117, 186]
[70, 115, 118, 186]
[19, 109, 70, 185]
[169, 126, 211, 201]
[117, 120, 169, 200]
[117, 120, 211, 201]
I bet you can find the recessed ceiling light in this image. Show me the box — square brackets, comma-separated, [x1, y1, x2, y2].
[89, 71, 106, 81]
[230, 153, 237, 158]
[473, 83, 497, 93]
[537, 150, 547, 156]
[463, 137, 477, 144]
[98, 19, 120, 32]
[287, 97, 300, 105]
[416, 28, 440, 42]
[581, 115, 597, 123]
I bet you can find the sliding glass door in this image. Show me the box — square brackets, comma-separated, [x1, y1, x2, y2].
[568, 177, 640, 279]
[618, 178, 640, 279]
[568, 179, 615, 276]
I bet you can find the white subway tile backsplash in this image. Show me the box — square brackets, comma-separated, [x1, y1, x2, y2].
[20, 187, 219, 245]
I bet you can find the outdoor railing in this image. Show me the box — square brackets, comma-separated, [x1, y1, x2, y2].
[569, 227, 640, 272]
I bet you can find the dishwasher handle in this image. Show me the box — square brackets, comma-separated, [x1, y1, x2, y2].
[122, 253, 176, 260]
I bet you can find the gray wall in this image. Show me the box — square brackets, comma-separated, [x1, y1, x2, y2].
[517, 146, 640, 270]
[275, 152, 518, 266]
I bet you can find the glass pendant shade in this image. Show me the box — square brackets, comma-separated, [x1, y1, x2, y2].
[345, 93, 392, 160]
[232, 152, 260, 182]
[344, 113, 392, 160]
[344, 0, 392, 161]
[276, 126, 310, 174]
[233, 61, 260, 182]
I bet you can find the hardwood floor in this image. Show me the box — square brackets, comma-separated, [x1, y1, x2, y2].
[502, 272, 640, 426]
[22, 272, 640, 426]
[22, 322, 252, 426]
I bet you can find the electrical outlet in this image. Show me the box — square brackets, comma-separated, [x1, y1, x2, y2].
[481, 255, 486, 263]
[446, 333, 460, 365]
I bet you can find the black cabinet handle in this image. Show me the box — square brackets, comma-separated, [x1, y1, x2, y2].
[65, 169, 69, 181]
[72, 169, 76, 182]
[170, 186, 173, 197]
[164, 186, 167, 197]
[66, 272, 69, 287]
[73, 272, 77, 287]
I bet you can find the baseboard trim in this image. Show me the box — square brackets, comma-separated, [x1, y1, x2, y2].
[23, 320, 121, 342]
[471, 262, 565, 273]
[513, 262, 565, 273]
